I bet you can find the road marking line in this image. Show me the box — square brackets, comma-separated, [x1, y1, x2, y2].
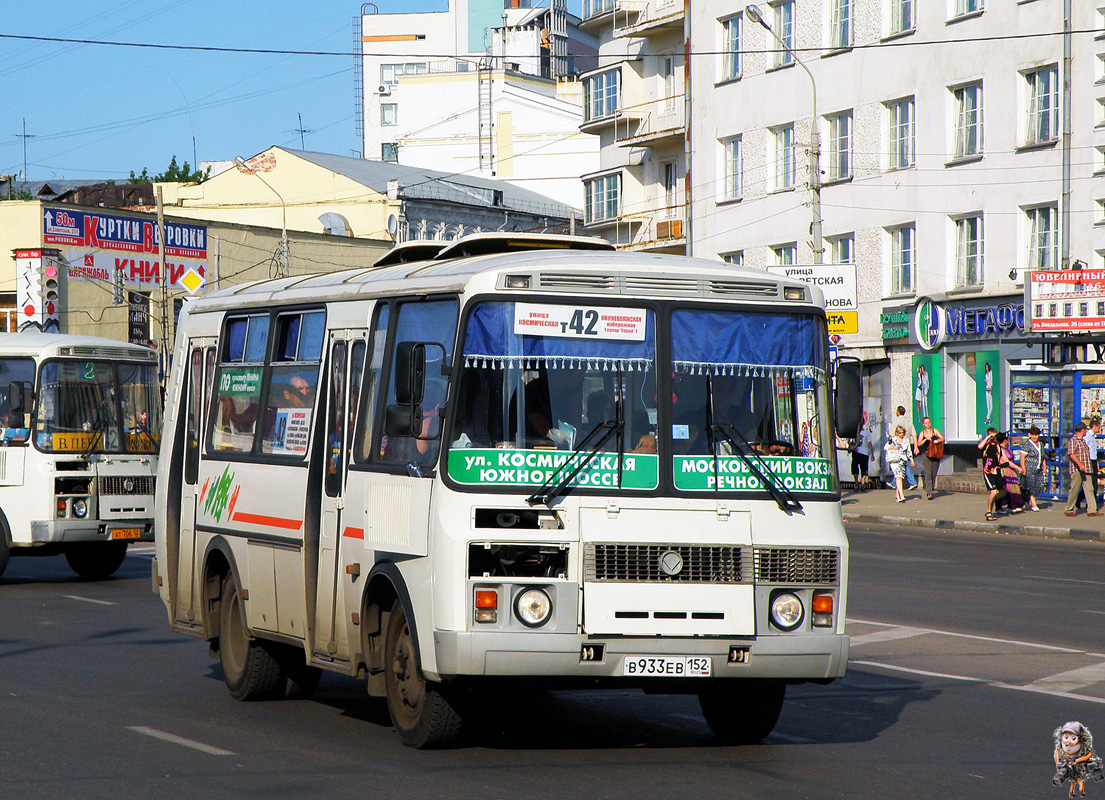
[64, 595, 115, 606]
[849, 626, 927, 646]
[126, 726, 234, 756]
[1028, 662, 1105, 694]
[850, 660, 982, 684]
[993, 682, 1105, 706]
[847, 618, 1084, 654]
[1024, 575, 1105, 587]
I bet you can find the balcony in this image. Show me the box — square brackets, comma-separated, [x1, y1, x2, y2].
[614, 96, 685, 146]
[580, 0, 616, 30]
[583, 206, 687, 253]
[613, 0, 685, 38]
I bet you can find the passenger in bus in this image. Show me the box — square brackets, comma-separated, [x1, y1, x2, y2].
[281, 375, 314, 408]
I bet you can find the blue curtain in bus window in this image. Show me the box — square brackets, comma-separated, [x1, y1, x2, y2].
[462, 302, 654, 371]
[671, 309, 824, 378]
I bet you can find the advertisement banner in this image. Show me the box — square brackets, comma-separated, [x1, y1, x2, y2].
[974, 350, 1001, 434]
[1029, 270, 1105, 333]
[128, 291, 150, 348]
[911, 353, 943, 432]
[447, 448, 658, 490]
[672, 456, 835, 493]
[65, 249, 206, 291]
[43, 208, 206, 258]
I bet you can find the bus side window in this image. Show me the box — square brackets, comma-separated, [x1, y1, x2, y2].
[377, 299, 458, 469]
[204, 347, 216, 426]
[354, 304, 390, 463]
[324, 341, 347, 497]
[209, 314, 269, 453]
[348, 340, 366, 465]
[185, 348, 203, 485]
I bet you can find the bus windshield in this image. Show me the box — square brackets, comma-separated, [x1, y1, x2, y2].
[448, 301, 659, 491]
[35, 360, 163, 454]
[447, 302, 836, 497]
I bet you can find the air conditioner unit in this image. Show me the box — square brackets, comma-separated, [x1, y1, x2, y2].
[378, 84, 392, 95]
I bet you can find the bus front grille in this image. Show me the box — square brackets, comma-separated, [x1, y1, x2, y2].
[753, 547, 839, 585]
[100, 476, 155, 495]
[584, 543, 748, 583]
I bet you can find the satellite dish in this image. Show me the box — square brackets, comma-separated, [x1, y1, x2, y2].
[387, 214, 398, 237]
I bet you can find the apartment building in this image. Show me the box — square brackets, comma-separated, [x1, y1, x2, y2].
[578, 0, 688, 252]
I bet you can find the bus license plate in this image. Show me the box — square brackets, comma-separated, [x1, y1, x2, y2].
[111, 528, 141, 540]
[622, 656, 712, 677]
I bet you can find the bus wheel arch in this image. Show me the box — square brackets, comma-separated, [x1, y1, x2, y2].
[360, 565, 405, 698]
[0, 509, 10, 579]
[201, 538, 239, 646]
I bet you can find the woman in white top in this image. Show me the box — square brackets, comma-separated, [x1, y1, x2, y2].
[887, 425, 911, 502]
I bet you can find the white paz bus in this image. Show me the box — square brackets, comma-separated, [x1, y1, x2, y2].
[154, 234, 861, 748]
[0, 334, 161, 580]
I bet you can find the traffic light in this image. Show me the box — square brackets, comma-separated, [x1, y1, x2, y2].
[15, 250, 61, 332]
[42, 259, 61, 330]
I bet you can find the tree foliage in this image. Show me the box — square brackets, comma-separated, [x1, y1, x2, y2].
[129, 155, 210, 184]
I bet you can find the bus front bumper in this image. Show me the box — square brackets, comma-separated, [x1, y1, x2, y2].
[29, 519, 154, 544]
[430, 630, 848, 682]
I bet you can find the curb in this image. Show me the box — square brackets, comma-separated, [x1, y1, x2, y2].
[842, 512, 1103, 542]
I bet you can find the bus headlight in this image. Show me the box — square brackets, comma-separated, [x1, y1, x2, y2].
[72, 498, 89, 518]
[514, 587, 552, 628]
[769, 591, 804, 631]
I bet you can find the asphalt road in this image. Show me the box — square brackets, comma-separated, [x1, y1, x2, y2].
[1, 529, 1102, 800]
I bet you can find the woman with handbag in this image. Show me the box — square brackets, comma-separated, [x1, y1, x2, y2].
[915, 415, 944, 500]
[1019, 425, 1046, 512]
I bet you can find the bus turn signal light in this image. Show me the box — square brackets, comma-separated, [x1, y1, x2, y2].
[812, 593, 833, 627]
[475, 589, 498, 623]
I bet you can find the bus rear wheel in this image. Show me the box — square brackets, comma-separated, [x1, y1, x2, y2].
[384, 600, 462, 748]
[64, 542, 127, 580]
[218, 574, 284, 701]
[698, 679, 786, 743]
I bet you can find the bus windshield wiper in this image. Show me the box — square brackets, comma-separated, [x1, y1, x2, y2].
[705, 375, 801, 513]
[527, 416, 623, 508]
[80, 416, 109, 459]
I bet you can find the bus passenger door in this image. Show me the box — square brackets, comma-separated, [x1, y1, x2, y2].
[175, 344, 212, 625]
[314, 335, 363, 658]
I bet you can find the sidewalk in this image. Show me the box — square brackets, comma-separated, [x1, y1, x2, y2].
[841, 483, 1105, 541]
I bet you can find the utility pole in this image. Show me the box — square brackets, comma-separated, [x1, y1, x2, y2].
[19, 118, 35, 181]
[156, 186, 170, 377]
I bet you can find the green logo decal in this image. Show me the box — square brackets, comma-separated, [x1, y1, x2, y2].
[204, 464, 237, 522]
[673, 456, 835, 493]
[448, 448, 658, 490]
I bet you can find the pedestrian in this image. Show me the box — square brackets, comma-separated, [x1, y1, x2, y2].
[994, 432, 1025, 513]
[886, 425, 911, 503]
[979, 427, 1004, 520]
[851, 424, 872, 492]
[1019, 425, 1046, 512]
[914, 415, 944, 500]
[1089, 417, 1102, 507]
[1065, 422, 1101, 518]
[892, 405, 918, 489]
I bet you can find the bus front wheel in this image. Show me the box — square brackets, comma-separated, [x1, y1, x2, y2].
[64, 542, 127, 580]
[698, 679, 786, 743]
[384, 600, 463, 748]
[218, 574, 284, 701]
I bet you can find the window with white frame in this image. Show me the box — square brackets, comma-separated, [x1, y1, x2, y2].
[663, 161, 678, 217]
[1025, 66, 1059, 145]
[773, 1, 795, 67]
[582, 0, 614, 19]
[381, 103, 397, 126]
[888, 97, 915, 169]
[828, 111, 852, 180]
[1097, 145, 1105, 174]
[380, 62, 428, 85]
[1096, 197, 1105, 225]
[1026, 204, 1058, 269]
[831, 234, 854, 264]
[890, 224, 916, 295]
[831, 0, 852, 49]
[584, 174, 620, 223]
[774, 243, 797, 265]
[955, 215, 984, 288]
[661, 55, 678, 112]
[954, 0, 982, 17]
[774, 125, 795, 190]
[722, 251, 744, 265]
[891, 0, 914, 33]
[584, 69, 619, 121]
[954, 83, 982, 158]
[721, 15, 741, 81]
[721, 136, 742, 200]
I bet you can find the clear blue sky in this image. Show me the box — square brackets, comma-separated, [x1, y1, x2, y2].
[0, 1, 582, 182]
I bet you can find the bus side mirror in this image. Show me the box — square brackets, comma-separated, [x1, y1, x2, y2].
[385, 403, 423, 438]
[8, 381, 26, 417]
[833, 358, 862, 439]
[394, 342, 426, 406]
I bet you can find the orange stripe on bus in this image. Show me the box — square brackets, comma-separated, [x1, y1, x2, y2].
[231, 512, 303, 531]
[343, 527, 365, 540]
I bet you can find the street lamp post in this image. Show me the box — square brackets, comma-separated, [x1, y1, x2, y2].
[234, 156, 290, 278]
[746, 4, 823, 265]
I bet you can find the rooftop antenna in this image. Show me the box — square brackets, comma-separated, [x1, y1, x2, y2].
[294, 113, 314, 150]
[19, 118, 34, 182]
